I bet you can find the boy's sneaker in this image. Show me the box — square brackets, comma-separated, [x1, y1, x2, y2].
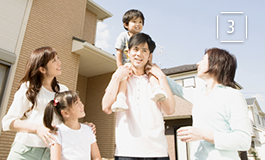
[111, 93, 129, 112]
[150, 85, 167, 102]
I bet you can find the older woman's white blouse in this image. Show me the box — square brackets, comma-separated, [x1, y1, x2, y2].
[167, 77, 251, 160]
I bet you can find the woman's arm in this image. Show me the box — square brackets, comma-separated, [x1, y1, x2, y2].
[91, 142, 101, 160]
[177, 90, 251, 150]
[10, 120, 55, 146]
[102, 66, 131, 114]
[213, 91, 251, 150]
[177, 126, 214, 144]
[2, 84, 55, 146]
[50, 143, 62, 160]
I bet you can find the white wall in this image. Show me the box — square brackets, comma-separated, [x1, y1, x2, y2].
[0, 0, 28, 53]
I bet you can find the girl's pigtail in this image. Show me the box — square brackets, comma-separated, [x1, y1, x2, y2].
[43, 100, 57, 131]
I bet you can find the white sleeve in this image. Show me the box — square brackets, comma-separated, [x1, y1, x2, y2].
[89, 126, 97, 145]
[2, 84, 31, 131]
[59, 84, 69, 92]
[214, 91, 251, 150]
[51, 129, 62, 146]
[115, 32, 125, 50]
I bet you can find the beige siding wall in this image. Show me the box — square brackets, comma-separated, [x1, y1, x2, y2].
[77, 74, 88, 123]
[0, 0, 92, 159]
[83, 72, 116, 158]
[166, 135, 176, 160]
[83, 10, 97, 44]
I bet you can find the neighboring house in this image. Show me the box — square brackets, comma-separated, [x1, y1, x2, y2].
[246, 98, 265, 160]
[162, 64, 200, 160]
[162, 64, 244, 160]
[0, 0, 116, 159]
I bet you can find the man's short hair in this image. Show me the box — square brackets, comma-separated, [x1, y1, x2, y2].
[128, 33, 156, 53]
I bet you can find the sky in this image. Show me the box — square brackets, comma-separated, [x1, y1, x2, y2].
[93, 0, 265, 112]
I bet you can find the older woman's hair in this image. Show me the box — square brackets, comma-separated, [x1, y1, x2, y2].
[205, 48, 237, 89]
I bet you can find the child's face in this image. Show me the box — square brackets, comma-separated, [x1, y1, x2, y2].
[128, 42, 152, 70]
[67, 97, 86, 119]
[124, 17, 143, 35]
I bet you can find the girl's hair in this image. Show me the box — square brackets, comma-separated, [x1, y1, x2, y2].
[43, 91, 78, 131]
[20, 47, 60, 117]
[122, 9, 145, 31]
[205, 47, 237, 89]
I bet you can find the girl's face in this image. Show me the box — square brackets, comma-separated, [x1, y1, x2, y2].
[196, 53, 209, 80]
[124, 17, 143, 35]
[43, 55, 62, 78]
[68, 97, 86, 119]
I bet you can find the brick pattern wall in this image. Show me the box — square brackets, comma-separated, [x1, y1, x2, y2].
[83, 9, 97, 44]
[77, 74, 88, 123]
[0, 0, 100, 159]
[84, 72, 116, 158]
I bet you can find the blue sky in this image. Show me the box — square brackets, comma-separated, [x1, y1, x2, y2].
[94, 0, 265, 111]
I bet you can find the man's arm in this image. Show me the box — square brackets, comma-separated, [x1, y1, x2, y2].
[102, 66, 131, 114]
[147, 64, 175, 115]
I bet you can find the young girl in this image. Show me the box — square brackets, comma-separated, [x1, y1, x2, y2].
[43, 91, 101, 160]
[2, 47, 94, 160]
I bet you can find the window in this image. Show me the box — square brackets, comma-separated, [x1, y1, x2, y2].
[251, 141, 255, 148]
[255, 113, 261, 125]
[174, 76, 196, 88]
[0, 61, 10, 108]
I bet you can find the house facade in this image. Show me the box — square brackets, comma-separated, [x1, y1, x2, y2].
[246, 98, 265, 160]
[162, 64, 201, 160]
[0, 0, 116, 159]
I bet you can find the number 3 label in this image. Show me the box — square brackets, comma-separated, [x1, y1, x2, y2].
[227, 20, 234, 33]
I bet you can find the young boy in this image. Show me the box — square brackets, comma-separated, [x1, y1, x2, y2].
[112, 9, 167, 112]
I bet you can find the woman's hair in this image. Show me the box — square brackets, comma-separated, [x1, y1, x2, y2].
[43, 91, 78, 131]
[122, 9, 145, 31]
[20, 47, 60, 117]
[205, 47, 237, 89]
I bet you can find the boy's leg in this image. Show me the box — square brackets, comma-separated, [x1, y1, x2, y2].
[111, 79, 129, 112]
[149, 74, 167, 102]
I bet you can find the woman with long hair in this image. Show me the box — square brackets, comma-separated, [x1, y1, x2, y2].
[2, 47, 73, 160]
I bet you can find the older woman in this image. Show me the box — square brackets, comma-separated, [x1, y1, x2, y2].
[149, 47, 251, 160]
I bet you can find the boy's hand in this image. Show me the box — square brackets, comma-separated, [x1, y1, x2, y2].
[146, 63, 166, 80]
[113, 65, 132, 81]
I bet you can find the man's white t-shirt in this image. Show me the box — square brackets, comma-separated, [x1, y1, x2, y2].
[115, 74, 168, 157]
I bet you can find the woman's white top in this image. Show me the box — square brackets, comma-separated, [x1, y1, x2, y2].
[167, 77, 251, 160]
[2, 82, 68, 147]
